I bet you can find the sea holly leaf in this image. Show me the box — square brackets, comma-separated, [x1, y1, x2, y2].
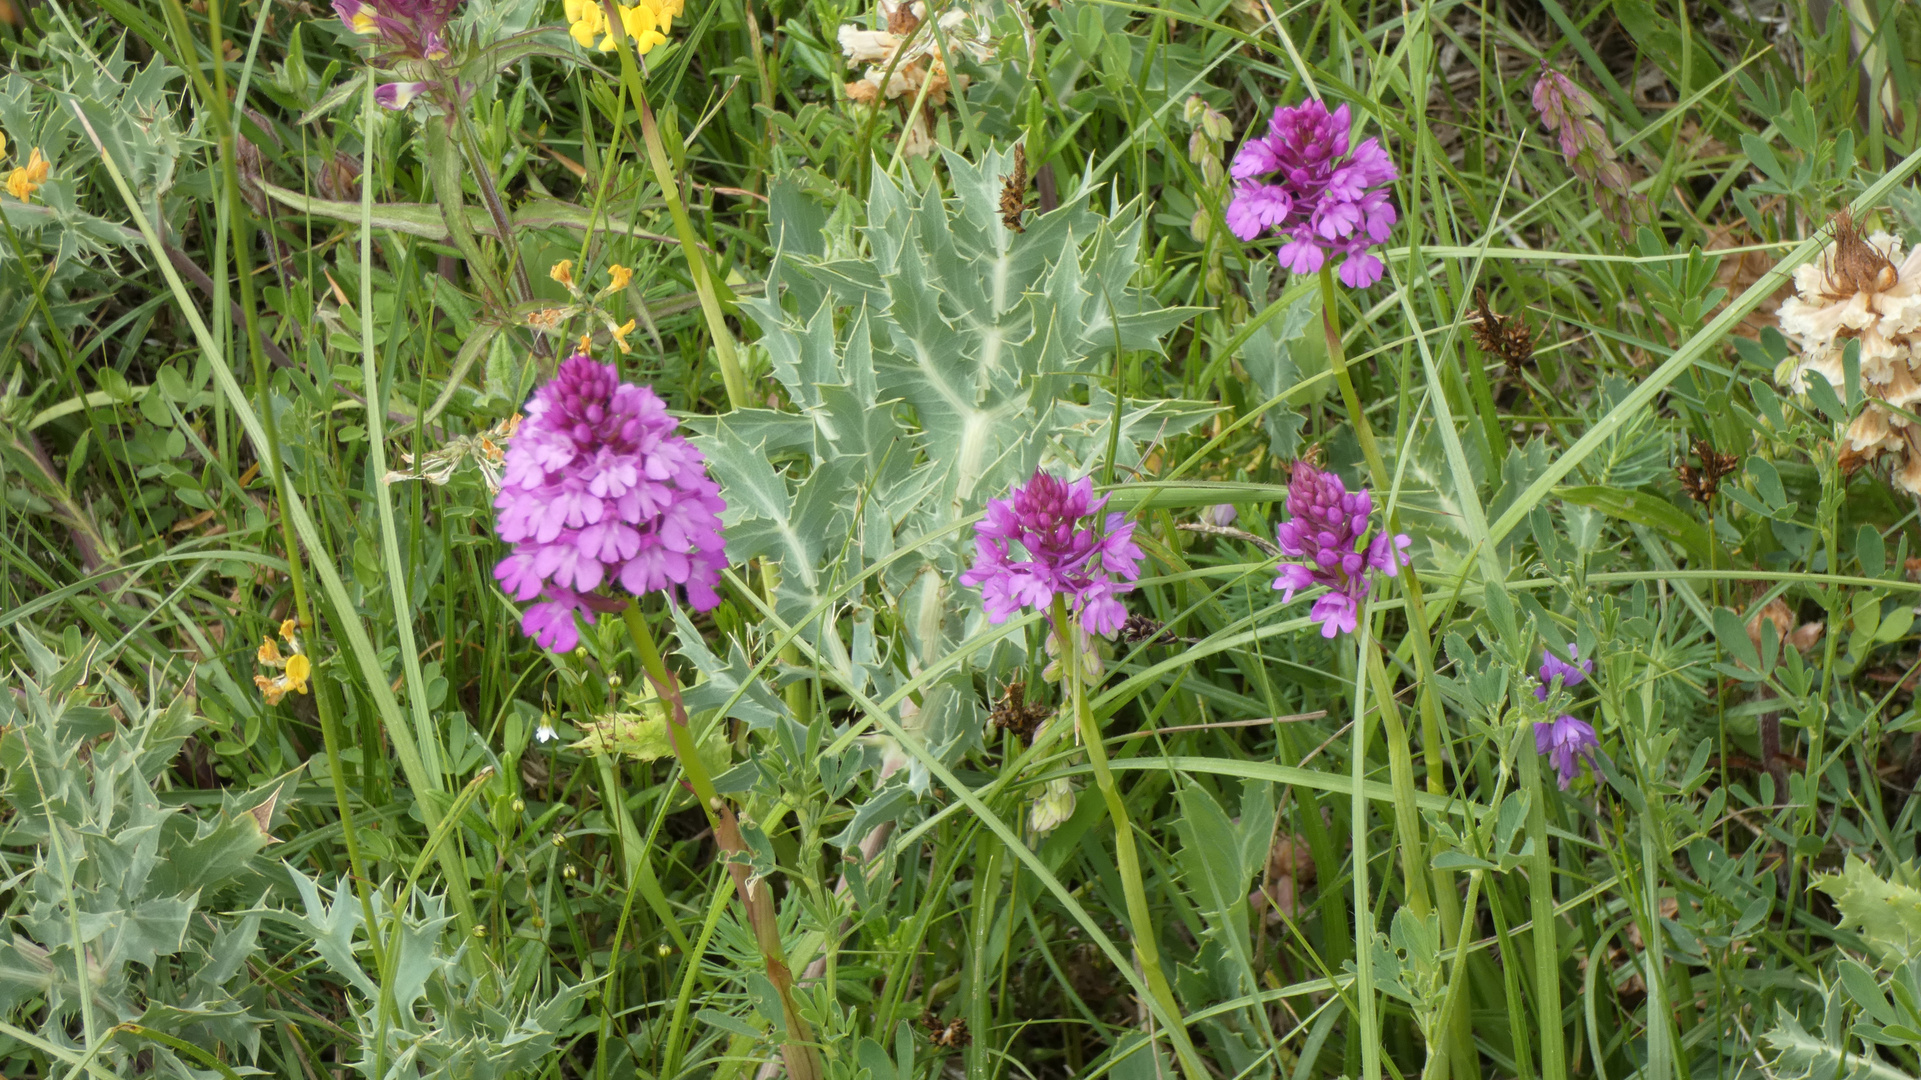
[1814, 857, 1921, 967]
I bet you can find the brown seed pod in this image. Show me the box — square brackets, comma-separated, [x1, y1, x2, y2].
[999, 144, 1030, 234]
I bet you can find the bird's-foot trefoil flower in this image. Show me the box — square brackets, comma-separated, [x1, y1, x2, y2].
[491, 351, 728, 653]
[4, 146, 50, 202]
[960, 471, 1144, 636]
[563, 0, 683, 55]
[255, 618, 312, 704]
[1226, 99, 1398, 288]
[1270, 462, 1411, 637]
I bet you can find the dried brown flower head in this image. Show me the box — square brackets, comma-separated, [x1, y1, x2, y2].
[989, 680, 1050, 742]
[999, 143, 1030, 234]
[1674, 437, 1738, 506]
[1469, 288, 1534, 377]
[921, 1014, 969, 1049]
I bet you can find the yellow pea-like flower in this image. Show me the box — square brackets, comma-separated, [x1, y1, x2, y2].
[283, 653, 312, 695]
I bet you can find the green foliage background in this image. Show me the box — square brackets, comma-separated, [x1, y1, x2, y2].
[7, 0, 1921, 1076]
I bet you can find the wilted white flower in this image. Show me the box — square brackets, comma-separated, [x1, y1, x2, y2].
[838, 0, 994, 158]
[1777, 213, 1921, 492]
[1028, 777, 1076, 834]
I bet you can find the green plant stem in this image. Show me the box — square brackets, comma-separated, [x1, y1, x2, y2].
[602, 33, 749, 408]
[1050, 596, 1201, 1080]
[1320, 264, 1475, 1077]
[1364, 645, 1430, 915]
[454, 117, 546, 358]
[356, 86, 478, 936]
[1522, 734, 1566, 1080]
[173, 0, 385, 959]
[622, 603, 824, 1080]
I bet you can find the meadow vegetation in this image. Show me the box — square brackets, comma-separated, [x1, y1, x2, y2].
[6, 0, 1921, 1077]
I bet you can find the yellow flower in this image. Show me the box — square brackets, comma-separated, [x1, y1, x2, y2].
[5, 148, 49, 202]
[283, 653, 311, 695]
[0, 130, 7, 160]
[258, 636, 285, 665]
[604, 263, 633, 292]
[349, 2, 381, 33]
[577, 333, 595, 355]
[279, 618, 299, 642]
[565, 0, 676, 53]
[549, 258, 576, 288]
[619, 2, 667, 52]
[610, 319, 637, 354]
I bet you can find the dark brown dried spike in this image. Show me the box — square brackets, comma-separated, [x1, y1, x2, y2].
[1120, 613, 1183, 646]
[999, 144, 1030, 234]
[989, 680, 1051, 742]
[1469, 288, 1534, 377]
[1675, 437, 1739, 505]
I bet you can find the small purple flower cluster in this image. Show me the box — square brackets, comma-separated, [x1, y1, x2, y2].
[334, 0, 458, 59]
[493, 354, 727, 653]
[1533, 645, 1600, 789]
[334, 0, 459, 109]
[959, 471, 1143, 636]
[1226, 100, 1398, 288]
[1269, 463, 1411, 638]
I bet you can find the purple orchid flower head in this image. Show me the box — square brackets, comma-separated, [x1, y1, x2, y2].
[1534, 645, 1595, 701]
[1270, 461, 1412, 638]
[1226, 99, 1399, 288]
[959, 471, 1144, 636]
[1534, 714, 1599, 790]
[492, 353, 728, 652]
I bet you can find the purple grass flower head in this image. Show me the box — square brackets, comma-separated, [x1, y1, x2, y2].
[1270, 461, 1412, 638]
[1227, 99, 1398, 288]
[1529, 63, 1644, 237]
[1534, 714, 1599, 789]
[960, 471, 1144, 636]
[1534, 645, 1594, 701]
[492, 353, 728, 653]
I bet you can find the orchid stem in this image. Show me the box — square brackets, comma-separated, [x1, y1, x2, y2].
[622, 603, 824, 1080]
[1319, 266, 1476, 1078]
[1050, 597, 1206, 1080]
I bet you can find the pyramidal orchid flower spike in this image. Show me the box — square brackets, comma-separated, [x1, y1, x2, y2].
[1270, 462, 1412, 638]
[492, 353, 728, 653]
[1532, 647, 1600, 789]
[961, 471, 1144, 636]
[1226, 99, 1398, 288]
